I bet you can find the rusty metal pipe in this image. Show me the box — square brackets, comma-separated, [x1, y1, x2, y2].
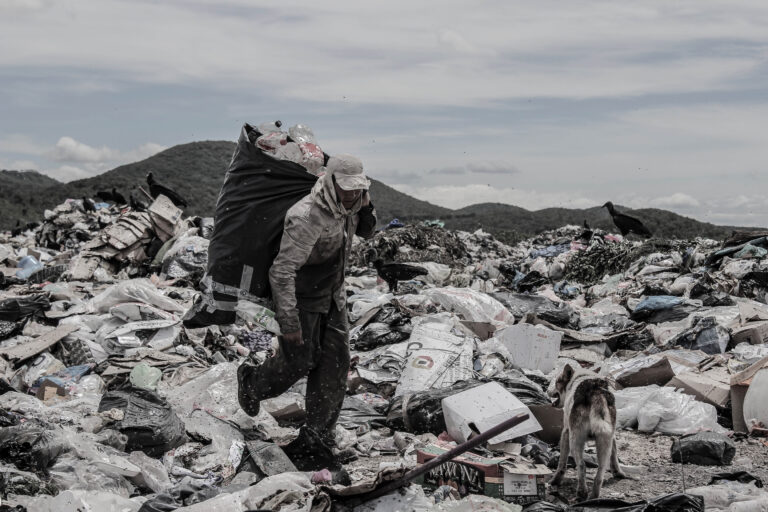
[344, 412, 530, 506]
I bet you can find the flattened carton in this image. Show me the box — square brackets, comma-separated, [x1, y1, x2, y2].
[415, 442, 550, 505]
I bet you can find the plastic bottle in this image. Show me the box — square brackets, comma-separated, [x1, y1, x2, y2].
[288, 124, 317, 144]
[16, 255, 44, 280]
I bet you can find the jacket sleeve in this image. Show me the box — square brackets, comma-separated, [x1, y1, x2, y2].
[269, 212, 320, 334]
[355, 203, 377, 239]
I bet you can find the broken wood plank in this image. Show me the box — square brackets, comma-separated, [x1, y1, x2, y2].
[0, 323, 78, 361]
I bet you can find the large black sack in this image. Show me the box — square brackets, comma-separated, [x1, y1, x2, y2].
[99, 387, 187, 457]
[191, 123, 319, 325]
[671, 432, 736, 465]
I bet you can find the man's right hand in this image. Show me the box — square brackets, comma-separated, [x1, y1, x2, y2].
[282, 330, 303, 345]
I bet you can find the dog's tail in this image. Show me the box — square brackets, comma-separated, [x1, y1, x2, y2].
[589, 391, 617, 436]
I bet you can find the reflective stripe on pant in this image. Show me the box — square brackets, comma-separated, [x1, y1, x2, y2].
[250, 303, 350, 441]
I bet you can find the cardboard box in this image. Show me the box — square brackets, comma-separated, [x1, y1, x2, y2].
[611, 353, 698, 388]
[148, 195, 183, 241]
[528, 404, 564, 444]
[731, 321, 768, 346]
[731, 356, 768, 433]
[495, 323, 562, 373]
[442, 382, 542, 445]
[666, 367, 731, 408]
[415, 442, 551, 505]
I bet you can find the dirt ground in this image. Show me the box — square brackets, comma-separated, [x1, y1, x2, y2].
[345, 430, 768, 507]
[545, 431, 768, 504]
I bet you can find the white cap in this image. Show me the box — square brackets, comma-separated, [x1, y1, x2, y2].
[327, 154, 370, 190]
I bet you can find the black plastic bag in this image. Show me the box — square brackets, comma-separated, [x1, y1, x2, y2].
[138, 481, 220, 512]
[0, 294, 50, 322]
[709, 470, 763, 487]
[337, 395, 388, 431]
[522, 503, 566, 512]
[494, 370, 550, 405]
[203, 123, 318, 309]
[99, 387, 187, 457]
[491, 292, 577, 327]
[353, 322, 411, 351]
[671, 431, 736, 465]
[571, 493, 703, 511]
[386, 380, 483, 435]
[237, 439, 297, 481]
[0, 424, 66, 472]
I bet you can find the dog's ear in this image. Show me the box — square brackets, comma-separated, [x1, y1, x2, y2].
[562, 363, 574, 381]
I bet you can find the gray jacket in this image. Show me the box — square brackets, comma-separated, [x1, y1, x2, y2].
[269, 174, 376, 333]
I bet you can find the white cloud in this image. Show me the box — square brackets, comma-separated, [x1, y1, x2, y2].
[48, 136, 115, 163]
[1, 1, 767, 105]
[650, 193, 700, 209]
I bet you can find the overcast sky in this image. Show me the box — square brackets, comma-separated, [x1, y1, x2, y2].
[2, 1, 767, 226]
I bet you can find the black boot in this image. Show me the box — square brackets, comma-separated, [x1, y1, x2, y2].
[282, 427, 341, 471]
[237, 359, 262, 416]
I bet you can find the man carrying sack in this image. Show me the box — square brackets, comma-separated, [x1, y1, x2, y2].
[237, 154, 376, 467]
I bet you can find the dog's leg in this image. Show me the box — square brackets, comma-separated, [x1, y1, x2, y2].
[570, 429, 589, 500]
[610, 436, 628, 479]
[549, 428, 570, 486]
[590, 431, 613, 499]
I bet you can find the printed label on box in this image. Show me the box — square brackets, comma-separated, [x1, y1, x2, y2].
[503, 472, 537, 496]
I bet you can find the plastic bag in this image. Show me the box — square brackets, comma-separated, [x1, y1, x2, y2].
[671, 432, 736, 465]
[0, 294, 50, 321]
[635, 386, 724, 435]
[665, 316, 730, 354]
[492, 291, 577, 327]
[202, 123, 318, 317]
[0, 423, 67, 471]
[98, 387, 187, 457]
[387, 380, 483, 435]
[686, 481, 766, 510]
[394, 316, 474, 397]
[353, 322, 411, 351]
[90, 279, 183, 314]
[161, 235, 209, 280]
[24, 490, 142, 512]
[614, 385, 658, 429]
[49, 455, 134, 497]
[424, 287, 513, 326]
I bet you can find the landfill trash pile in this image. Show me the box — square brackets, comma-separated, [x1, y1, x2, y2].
[4, 184, 768, 510]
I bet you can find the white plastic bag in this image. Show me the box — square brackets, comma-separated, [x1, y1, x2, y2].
[636, 386, 725, 435]
[423, 287, 513, 326]
[90, 279, 184, 313]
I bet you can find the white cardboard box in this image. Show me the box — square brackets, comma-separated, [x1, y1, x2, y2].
[495, 323, 562, 373]
[442, 382, 542, 445]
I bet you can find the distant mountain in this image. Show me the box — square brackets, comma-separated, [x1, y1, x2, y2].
[1, 141, 760, 241]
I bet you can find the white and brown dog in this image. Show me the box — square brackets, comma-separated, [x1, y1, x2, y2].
[548, 364, 627, 499]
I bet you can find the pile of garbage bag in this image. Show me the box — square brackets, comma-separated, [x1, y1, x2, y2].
[4, 166, 768, 511]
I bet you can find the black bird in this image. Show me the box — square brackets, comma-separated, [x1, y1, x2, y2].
[82, 196, 96, 212]
[10, 220, 22, 237]
[602, 201, 652, 238]
[130, 193, 147, 212]
[111, 188, 127, 205]
[95, 190, 113, 202]
[146, 172, 188, 208]
[373, 259, 428, 293]
[579, 219, 594, 242]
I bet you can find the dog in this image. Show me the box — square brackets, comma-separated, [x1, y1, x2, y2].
[548, 363, 626, 499]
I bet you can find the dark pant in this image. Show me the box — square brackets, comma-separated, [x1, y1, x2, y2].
[251, 304, 350, 442]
